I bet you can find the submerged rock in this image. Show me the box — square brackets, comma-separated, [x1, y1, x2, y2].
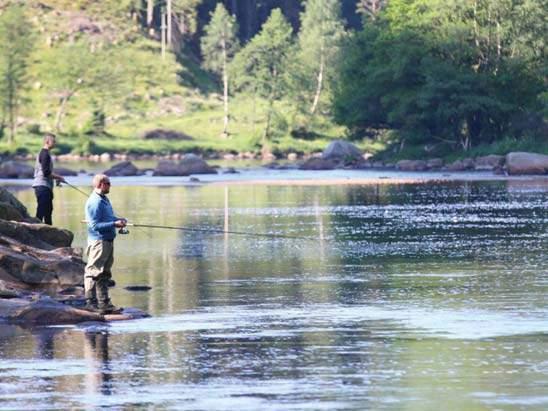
[0, 161, 34, 179]
[179, 154, 217, 175]
[1, 296, 149, 325]
[299, 157, 336, 170]
[104, 161, 142, 176]
[153, 160, 189, 176]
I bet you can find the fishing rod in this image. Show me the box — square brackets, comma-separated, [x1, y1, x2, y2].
[69, 182, 311, 240]
[59, 180, 90, 198]
[125, 222, 310, 240]
[82, 220, 310, 240]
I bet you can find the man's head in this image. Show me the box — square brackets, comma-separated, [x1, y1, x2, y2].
[43, 133, 56, 149]
[92, 174, 111, 195]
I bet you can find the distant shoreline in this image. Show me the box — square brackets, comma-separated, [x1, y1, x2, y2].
[1, 169, 547, 188]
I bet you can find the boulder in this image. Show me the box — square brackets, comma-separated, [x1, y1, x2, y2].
[475, 155, 505, 171]
[152, 160, 189, 176]
[104, 161, 141, 176]
[0, 187, 31, 219]
[0, 297, 150, 325]
[55, 167, 78, 176]
[506, 152, 548, 175]
[426, 158, 444, 170]
[322, 140, 363, 163]
[0, 161, 34, 178]
[396, 160, 428, 171]
[299, 157, 336, 170]
[446, 158, 475, 171]
[179, 154, 217, 175]
[0, 202, 24, 222]
[142, 128, 193, 140]
[0, 235, 84, 289]
[0, 220, 73, 250]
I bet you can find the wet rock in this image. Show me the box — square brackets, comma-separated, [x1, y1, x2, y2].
[299, 157, 336, 170]
[0, 235, 84, 289]
[104, 161, 141, 177]
[322, 140, 362, 163]
[222, 167, 239, 174]
[55, 167, 78, 176]
[396, 160, 428, 171]
[0, 161, 34, 178]
[5, 297, 103, 325]
[152, 160, 189, 176]
[179, 154, 217, 175]
[189, 177, 201, 182]
[506, 152, 548, 175]
[124, 285, 152, 291]
[353, 160, 373, 169]
[475, 155, 505, 171]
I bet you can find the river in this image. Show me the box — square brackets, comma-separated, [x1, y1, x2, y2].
[0, 170, 547, 410]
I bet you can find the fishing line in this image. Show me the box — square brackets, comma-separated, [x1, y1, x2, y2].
[127, 223, 311, 240]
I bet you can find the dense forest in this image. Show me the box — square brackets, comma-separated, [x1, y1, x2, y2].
[0, 0, 546, 159]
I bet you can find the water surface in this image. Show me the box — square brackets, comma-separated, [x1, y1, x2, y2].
[1, 176, 547, 410]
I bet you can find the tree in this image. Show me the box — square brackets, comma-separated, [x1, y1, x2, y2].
[333, 0, 545, 151]
[40, 41, 129, 133]
[296, 0, 345, 115]
[201, 3, 239, 136]
[356, 0, 386, 22]
[0, 5, 34, 144]
[230, 9, 293, 143]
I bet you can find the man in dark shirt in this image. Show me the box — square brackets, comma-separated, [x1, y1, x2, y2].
[32, 133, 65, 225]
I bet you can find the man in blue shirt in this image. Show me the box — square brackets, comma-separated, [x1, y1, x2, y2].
[84, 174, 127, 314]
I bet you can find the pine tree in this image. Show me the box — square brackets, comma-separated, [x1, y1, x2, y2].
[231, 8, 293, 142]
[201, 3, 239, 136]
[296, 0, 345, 115]
[0, 5, 34, 144]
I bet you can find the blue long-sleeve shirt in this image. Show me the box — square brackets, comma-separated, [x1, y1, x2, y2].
[85, 191, 118, 241]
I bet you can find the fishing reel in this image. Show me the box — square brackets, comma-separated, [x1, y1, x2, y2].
[118, 227, 130, 235]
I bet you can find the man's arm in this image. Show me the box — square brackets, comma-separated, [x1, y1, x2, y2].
[38, 149, 52, 178]
[87, 200, 116, 232]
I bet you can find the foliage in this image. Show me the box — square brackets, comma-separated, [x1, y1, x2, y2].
[201, 3, 239, 75]
[292, 0, 346, 115]
[230, 9, 293, 142]
[0, 4, 35, 143]
[333, 0, 546, 153]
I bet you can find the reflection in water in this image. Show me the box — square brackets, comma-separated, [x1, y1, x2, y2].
[84, 331, 112, 397]
[0, 179, 546, 409]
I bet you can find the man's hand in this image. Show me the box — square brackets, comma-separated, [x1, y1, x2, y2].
[114, 219, 127, 228]
[53, 174, 66, 183]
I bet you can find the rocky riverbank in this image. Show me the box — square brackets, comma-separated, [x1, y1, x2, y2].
[3, 141, 547, 178]
[0, 187, 147, 325]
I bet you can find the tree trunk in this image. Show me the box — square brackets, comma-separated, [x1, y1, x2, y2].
[310, 51, 324, 114]
[147, 0, 154, 28]
[54, 93, 72, 133]
[222, 35, 229, 136]
[167, 0, 172, 46]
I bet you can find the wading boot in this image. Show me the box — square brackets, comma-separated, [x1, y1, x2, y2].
[82, 298, 99, 312]
[98, 301, 123, 315]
